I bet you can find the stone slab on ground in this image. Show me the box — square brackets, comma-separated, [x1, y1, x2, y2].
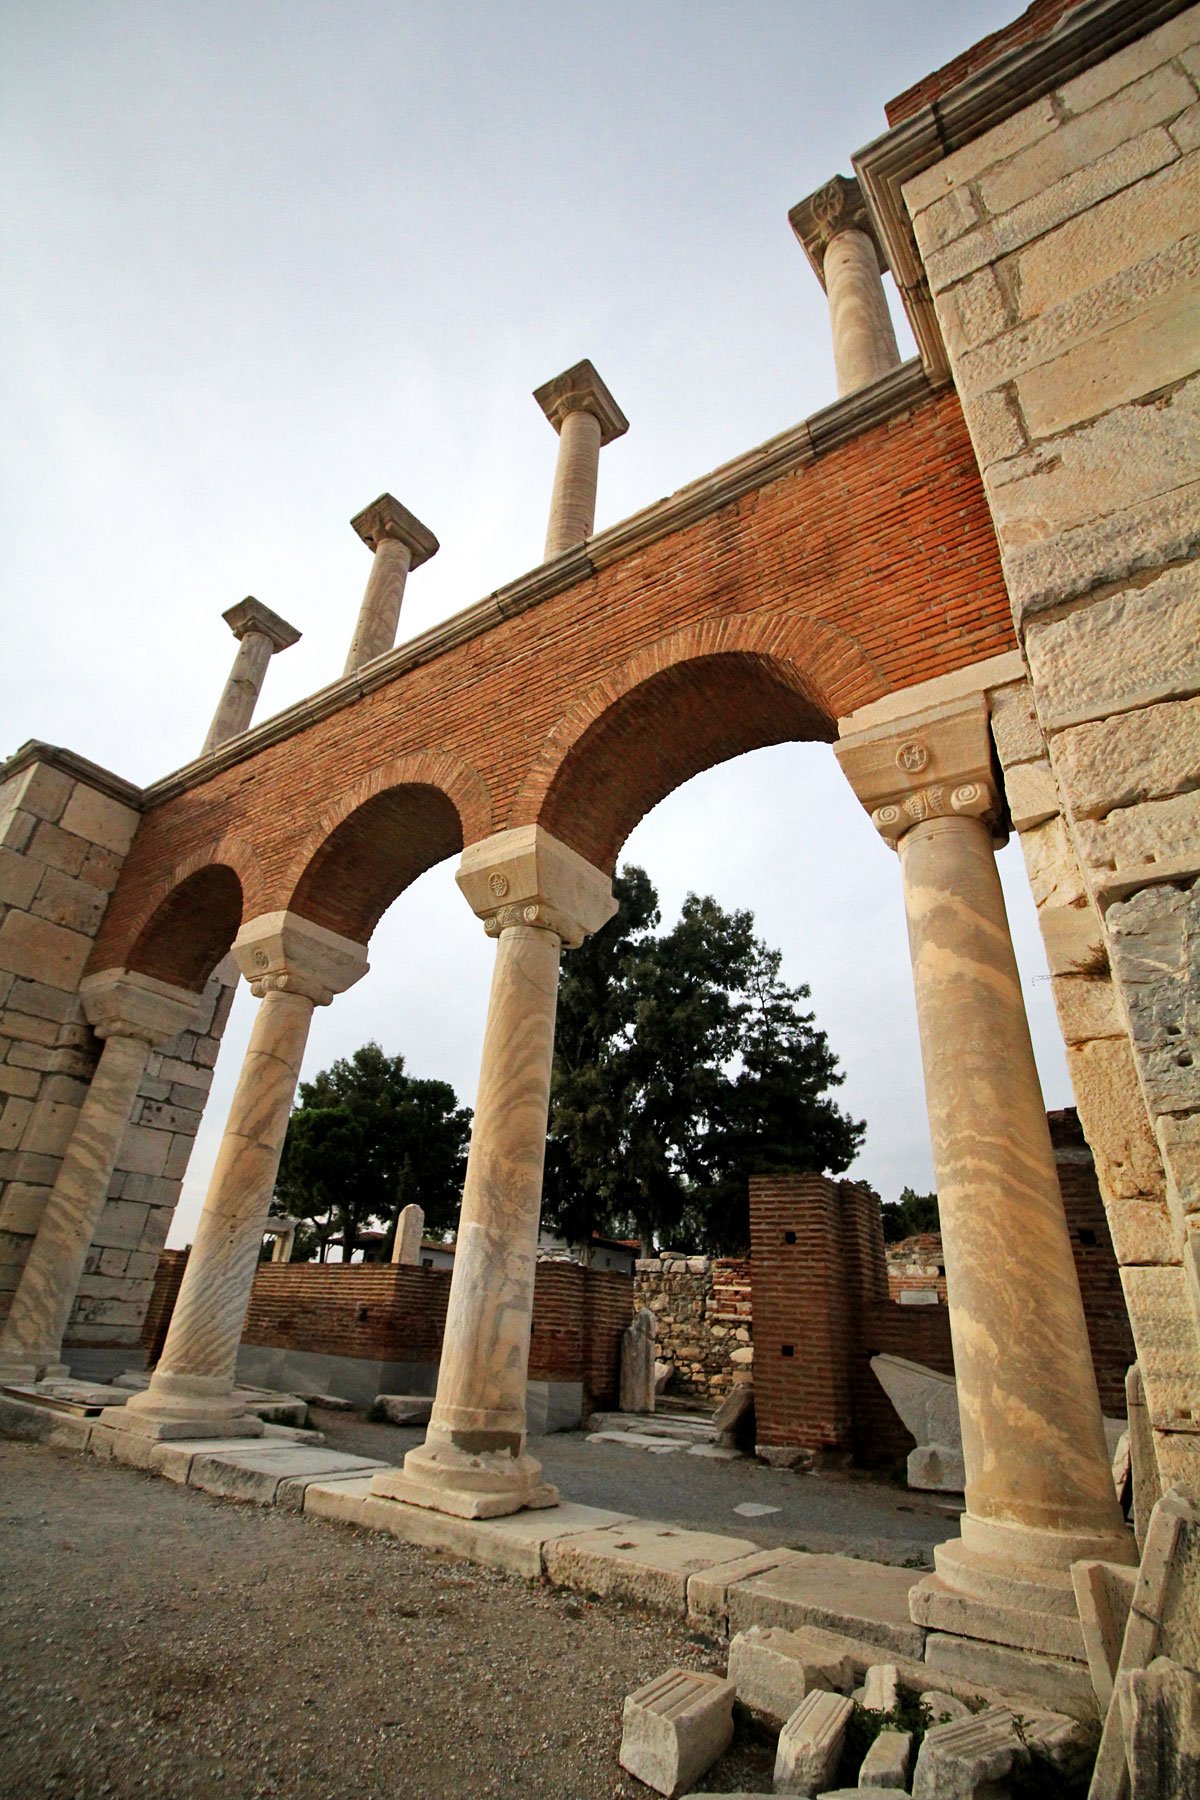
[687, 1548, 804, 1631]
[727, 1625, 856, 1723]
[726, 1552, 927, 1659]
[543, 1520, 760, 1615]
[773, 1687, 852, 1795]
[924, 1630, 1100, 1722]
[587, 1430, 686, 1454]
[276, 1467, 393, 1512]
[618, 1668, 735, 1797]
[0, 1392, 94, 1452]
[370, 1394, 433, 1426]
[186, 1446, 389, 1505]
[152, 1437, 287, 1484]
[302, 1479, 633, 1580]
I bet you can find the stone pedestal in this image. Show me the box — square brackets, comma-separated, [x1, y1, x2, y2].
[371, 825, 614, 1518]
[108, 913, 367, 1443]
[0, 971, 199, 1382]
[392, 1203, 424, 1265]
[790, 174, 901, 397]
[343, 494, 438, 676]
[836, 696, 1134, 1652]
[534, 360, 628, 560]
[202, 597, 300, 754]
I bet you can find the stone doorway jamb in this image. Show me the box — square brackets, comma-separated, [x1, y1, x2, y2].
[106, 911, 368, 1444]
[370, 823, 615, 1518]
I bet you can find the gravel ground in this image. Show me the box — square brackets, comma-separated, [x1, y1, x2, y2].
[315, 1409, 961, 1565]
[1, 1440, 779, 1800]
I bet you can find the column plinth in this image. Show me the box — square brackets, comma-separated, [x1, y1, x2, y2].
[0, 972, 199, 1384]
[107, 913, 367, 1445]
[202, 598, 300, 755]
[534, 360, 628, 561]
[790, 175, 901, 397]
[836, 696, 1134, 1654]
[371, 825, 615, 1518]
[343, 494, 438, 676]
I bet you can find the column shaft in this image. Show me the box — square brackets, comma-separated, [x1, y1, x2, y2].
[825, 227, 901, 396]
[0, 1033, 150, 1379]
[544, 409, 602, 558]
[343, 537, 413, 675]
[899, 813, 1129, 1564]
[202, 630, 274, 754]
[118, 986, 315, 1437]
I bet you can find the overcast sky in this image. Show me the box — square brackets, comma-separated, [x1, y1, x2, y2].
[0, 0, 1071, 1246]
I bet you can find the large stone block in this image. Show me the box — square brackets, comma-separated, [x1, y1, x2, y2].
[902, 97, 1058, 214]
[1076, 792, 1200, 892]
[1067, 1037, 1165, 1201]
[1120, 1265, 1200, 1425]
[1016, 280, 1200, 441]
[89, 1199, 150, 1251]
[3, 764, 74, 826]
[1107, 881, 1200, 1115]
[932, 266, 1011, 360]
[773, 1689, 852, 1797]
[727, 1625, 853, 1724]
[113, 1123, 171, 1179]
[726, 1554, 926, 1660]
[1053, 696, 1200, 822]
[0, 849, 42, 911]
[1157, 1111, 1200, 1240]
[1106, 1198, 1179, 1266]
[30, 865, 109, 936]
[1026, 563, 1200, 731]
[989, 680, 1043, 769]
[0, 910, 93, 992]
[1006, 480, 1200, 622]
[618, 1669, 735, 1799]
[58, 786, 138, 855]
[543, 1520, 758, 1615]
[1058, 8, 1200, 118]
[1050, 973, 1122, 1046]
[1002, 757, 1058, 830]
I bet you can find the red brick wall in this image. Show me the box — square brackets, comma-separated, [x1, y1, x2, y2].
[885, 0, 1082, 125]
[581, 1269, 637, 1412]
[855, 1302, 956, 1468]
[140, 1248, 189, 1364]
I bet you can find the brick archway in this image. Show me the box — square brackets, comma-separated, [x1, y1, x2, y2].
[114, 833, 261, 990]
[283, 750, 494, 943]
[513, 613, 883, 871]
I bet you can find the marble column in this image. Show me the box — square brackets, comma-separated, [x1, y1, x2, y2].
[534, 360, 629, 560]
[108, 912, 368, 1442]
[790, 174, 901, 397]
[268, 1219, 297, 1263]
[343, 493, 439, 676]
[392, 1203, 424, 1265]
[202, 597, 301, 755]
[836, 695, 1134, 1647]
[0, 971, 200, 1383]
[371, 825, 615, 1518]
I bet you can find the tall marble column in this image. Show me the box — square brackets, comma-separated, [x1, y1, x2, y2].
[343, 493, 439, 676]
[202, 597, 301, 755]
[371, 825, 615, 1518]
[534, 360, 629, 560]
[836, 695, 1134, 1649]
[108, 912, 368, 1442]
[0, 971, 200, 1383]
[790, 174, 901, 397]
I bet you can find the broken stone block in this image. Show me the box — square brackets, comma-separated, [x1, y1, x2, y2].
[726, 1625, 852, 1724]
[772, 1689, 853, 1795]
[1071, 1557, 1138, 1713]
[654, 1358, 674, 1395]
[1117, 1655, 1200, 1800]
[912, 1705, 1091, 1799]
[369, 1394, 433, 1426]
[859, 1727, 913, 1790]
[862, 1662, 902, 1713]
[922, 1690, 970, 1724]
[618, 1668, 735, 1798]
[907, 1443, 966, 1491]
[870, 1353, 965, 1492]
[714, 1381, 755, 1450]
[620, 1306, 656, 1414]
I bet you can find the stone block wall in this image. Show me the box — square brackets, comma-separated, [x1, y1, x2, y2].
[633, 1254, 752, 1403]
[885, 1235, 947, 1305]
[903, 6, 1200, 1492]
[0, 746, 233, 1371]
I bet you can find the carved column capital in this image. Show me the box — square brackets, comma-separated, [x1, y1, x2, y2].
[232, 911, 369, 1006]
[457, 825, 616, 948]
[533, 359, 629, 446]
[221, 596, 301, 653]
[80, 969, 202, 1045]
[789, 173, 888, 290]
[350, 493, 439, 568]
[835, 694, 1004, 849]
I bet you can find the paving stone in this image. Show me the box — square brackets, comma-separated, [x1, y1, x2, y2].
[727, 1625, 855, 1724]
[543, 1520, 759, 1615]
[186, 1446, 387, 1504]
[726, 1552, 927, 1659]
[618, 1668, 735, 1797]
[687, 1549, 803, 1632]
[859, 1727, 913, 1790]
[772, 1688, 852, 1796]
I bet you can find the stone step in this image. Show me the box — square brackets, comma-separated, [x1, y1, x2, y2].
[726, 1551, 928, 1661]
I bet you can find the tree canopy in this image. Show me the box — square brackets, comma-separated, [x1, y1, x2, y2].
[542, 866, 864, 1255]
[881, 1185, 940, 1243]
[274, 1042, 471, 1260]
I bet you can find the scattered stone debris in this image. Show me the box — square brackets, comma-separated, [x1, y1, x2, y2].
[618, 1668, 735, 1796]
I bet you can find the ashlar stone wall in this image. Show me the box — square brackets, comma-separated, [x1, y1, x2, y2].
[0, 747, 233, 1373]
[902, 4, 1200, 1493]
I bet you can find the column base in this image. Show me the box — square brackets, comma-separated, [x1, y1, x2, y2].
[910, 1518, 1137, 1661]
[0, 1356, 70, 1385]
[369, 1436, 559, 1520]
[108, 1371, 266, 1442]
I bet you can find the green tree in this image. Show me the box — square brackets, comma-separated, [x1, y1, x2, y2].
[275, 1042, 471, 1260]
[543, 867, 863, 1254]
[881, 1185, 940, 1243]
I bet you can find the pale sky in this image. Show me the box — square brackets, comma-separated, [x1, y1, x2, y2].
[0, 1, 1071, 1245]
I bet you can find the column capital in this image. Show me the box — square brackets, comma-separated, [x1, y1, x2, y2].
[789, 174, 887, 290]
[221, 596, 301, 653]
[232, 911, 369, 1005]
[350, 493, 439, 568]
[835, 693, 1003, 849]
[457, 825, 617, 949]
[80, 969, 202, 1045]
[533, 359, 629, 446]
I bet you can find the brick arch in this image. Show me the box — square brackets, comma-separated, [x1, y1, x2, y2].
[511, 612, 886, 872]
[283, 750, 494, 944]
[121, 833, 262, 991]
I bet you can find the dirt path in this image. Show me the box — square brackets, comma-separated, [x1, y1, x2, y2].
[0, 1441, 776, 1800]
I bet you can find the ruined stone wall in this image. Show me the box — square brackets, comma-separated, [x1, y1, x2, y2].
[633, 1255, 752, 1403]
[903, 5, 1200, 1492]
[0, 749, 233, 1371]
